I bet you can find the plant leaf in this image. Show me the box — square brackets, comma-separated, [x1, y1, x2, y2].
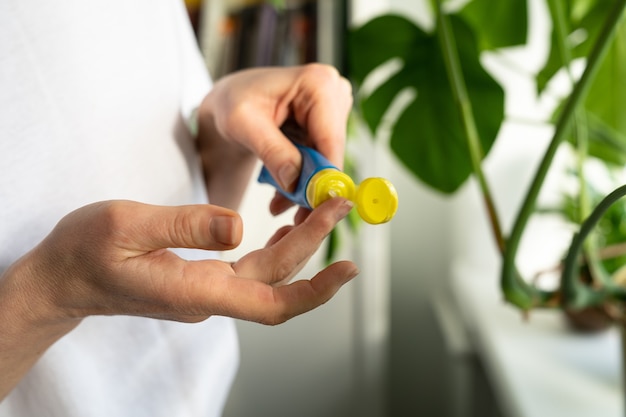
[584, 15, 626, 142]
[537, 0, 612, 93]
[349, 14, 427, 86]
[583, 113, 626, 165]
[459, 0, 528, 51]
[349, 15, 504, 193]
[552, 12, 626, 165]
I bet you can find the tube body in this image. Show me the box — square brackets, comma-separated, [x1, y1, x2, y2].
[257, 144, 341, 209]
[258, 144, 398, 224]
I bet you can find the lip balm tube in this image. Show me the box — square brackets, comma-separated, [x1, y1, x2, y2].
[258, 144, 398, 224]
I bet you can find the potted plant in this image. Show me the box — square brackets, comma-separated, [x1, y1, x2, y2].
[348, 0, 626, 345]
[536, 162, 626, 332]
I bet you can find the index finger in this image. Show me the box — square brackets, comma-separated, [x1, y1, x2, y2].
[295, 73, 353, 170]
[259, 66, 352, 189]
[292, 64, 353, 169]
[233, 197, 353, 284]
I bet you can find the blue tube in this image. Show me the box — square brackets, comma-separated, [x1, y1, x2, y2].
[257, 143, 337, 209]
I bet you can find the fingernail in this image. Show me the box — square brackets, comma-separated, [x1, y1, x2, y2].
[278, 163, 299, 192]
[349, 266, 360, 279]
[336, 199, 354, 220]
[341, 265, 360, 285]
[210, 216, 237, 245]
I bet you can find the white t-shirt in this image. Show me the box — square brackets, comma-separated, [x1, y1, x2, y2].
[0, 1, 239, 416]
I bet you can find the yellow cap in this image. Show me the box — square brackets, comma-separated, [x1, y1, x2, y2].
[306, 169, 356, 208]
[355, 177, 398, 224]
[306, 170, 398, 225]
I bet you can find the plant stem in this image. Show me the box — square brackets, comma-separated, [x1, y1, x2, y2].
[562, 184, 626, 307]
[547, 0, 587, 201]
[502, 0, 626, 309]
[432, 0, 506, 253]
[548, 0, 610, 288]
[549, 0, 596, 283]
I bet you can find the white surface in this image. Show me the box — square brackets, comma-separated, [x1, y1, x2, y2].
[451, 260, 623, 417]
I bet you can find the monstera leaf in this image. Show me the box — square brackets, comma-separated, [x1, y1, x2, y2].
[349, 14, 504, 194]
[459, 0, 528, 51]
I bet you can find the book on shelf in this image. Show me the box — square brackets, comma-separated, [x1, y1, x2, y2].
[213, 1, 319, 78]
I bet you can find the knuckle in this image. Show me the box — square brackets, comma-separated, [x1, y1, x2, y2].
[91, 200, 151, 249]
[257, 141, 291, 174]
[270, 257, 295, 283]
[220, 100, 250, 132]
[215, 96, 257, 139]
[301, 63, 340, 83]
[256, 281, 295, 326]
[340, 77, 354, 104]
[229, 98, 251, 119]
[307, 211, 336, 235]
[93, 200, 135, 235]
[262, 310, 290, 326]
[258, 140, 282, 161]
[170, 210, 196, 247]
[299, 64, 352, 109]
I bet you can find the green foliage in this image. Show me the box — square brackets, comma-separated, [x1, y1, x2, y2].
[542, 167, 626, 273]
[349, 13, 505, 193]
[459, 0, 528, 51]
[349, 0, 626, 194]
[538, 0, 612, 92]
[582, 19, 626, 163]
[543, 1, 626, 166]
[348, 0, 626, 311]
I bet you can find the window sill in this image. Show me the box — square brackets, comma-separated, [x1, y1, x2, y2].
[435, 259, 622, 417]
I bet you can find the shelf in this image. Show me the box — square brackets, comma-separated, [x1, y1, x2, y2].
[198, 0, 346, 79]
[439, 259, 622, 417]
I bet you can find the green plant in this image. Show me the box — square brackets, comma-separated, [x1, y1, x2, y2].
[348, 0, 626, 315]
[541, 163, 626, 275]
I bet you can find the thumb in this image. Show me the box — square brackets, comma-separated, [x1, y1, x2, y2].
[112, 202, 243, 253]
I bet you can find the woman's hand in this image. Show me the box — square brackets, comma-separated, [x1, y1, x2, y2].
[11, 198, 357, 325]
[198, 64, 353, 214]
[0, 198, 357, 398]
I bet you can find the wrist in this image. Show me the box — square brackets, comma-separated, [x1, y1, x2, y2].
[0, 249, 81, 343]
[0, 252, 80, 399]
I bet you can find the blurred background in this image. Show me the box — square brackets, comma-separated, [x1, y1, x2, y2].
[187, 0, 624, 416]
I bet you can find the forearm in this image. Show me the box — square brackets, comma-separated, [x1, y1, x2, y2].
[0, 252, 80, 400]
